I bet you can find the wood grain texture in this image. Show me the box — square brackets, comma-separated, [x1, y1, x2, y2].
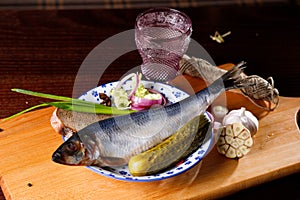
[0, 96, 299, 200]
[0, 64, 299, 199]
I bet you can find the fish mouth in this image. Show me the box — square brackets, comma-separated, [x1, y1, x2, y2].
[51, 149, 81, 165]
[52, 150, 63, 164]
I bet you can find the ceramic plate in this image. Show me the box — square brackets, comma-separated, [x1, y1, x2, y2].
[76, 80, 214, 182]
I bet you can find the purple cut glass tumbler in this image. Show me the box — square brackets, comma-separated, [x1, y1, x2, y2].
[135, 8, 192, 82]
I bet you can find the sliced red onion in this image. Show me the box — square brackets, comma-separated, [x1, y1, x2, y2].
[128, 73, 140, 98]
[147, 89, 167, 106]
[130, 105, 147, 111]
[131, 96, 162, 108]
[115, 72, 140, 99]
[130, 89, 167, 111]
[114, 73, 167, 111]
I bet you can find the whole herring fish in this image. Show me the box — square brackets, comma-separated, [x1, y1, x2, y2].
[52, 62, 247, 167]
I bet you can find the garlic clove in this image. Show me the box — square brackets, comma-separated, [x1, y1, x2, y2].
[236, 138, 245, 146]
[218, 144, 229, 155]
[218, 136, 226, 145]
[212, 105, 228, 122]
[225, 146, 237, 159]
[245, 137, 253, 147]
[217, 122, 253, 159]
[240, 146, 250, 155]
[236, 149, 243, 158]
[238, 130, 250, 140]
[232, 123, 244, 136]
[225, 135, 233, 144]
[225, 126, 234, 137]
[231, 141, 240, 149]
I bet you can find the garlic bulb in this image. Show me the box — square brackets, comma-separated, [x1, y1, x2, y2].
[217, 123, 253, 158]
[222, 107, 259, 136]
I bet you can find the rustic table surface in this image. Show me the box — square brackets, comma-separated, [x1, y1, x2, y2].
[0, 3, 300, 200]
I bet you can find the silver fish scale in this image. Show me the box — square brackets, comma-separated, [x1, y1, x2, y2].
[80, 104, 183, 159]
[78, 86, 219, 162]
[78, 68, 232, 164]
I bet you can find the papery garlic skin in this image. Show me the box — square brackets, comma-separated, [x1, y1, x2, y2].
[222, 107, 259, 136]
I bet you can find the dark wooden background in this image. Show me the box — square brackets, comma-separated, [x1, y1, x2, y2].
[0, 2, 299, 199]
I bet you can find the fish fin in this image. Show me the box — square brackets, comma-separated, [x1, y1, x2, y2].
[100, 156, 128, 166]
[221, 61, 248, 90]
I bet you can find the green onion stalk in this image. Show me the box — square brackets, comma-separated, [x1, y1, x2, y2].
[3, 88, 135, 121]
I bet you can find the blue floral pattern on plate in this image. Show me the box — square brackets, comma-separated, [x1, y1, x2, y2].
[76, 80, 214, 182]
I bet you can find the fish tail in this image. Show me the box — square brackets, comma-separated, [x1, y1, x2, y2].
[221, 61, 247, 90]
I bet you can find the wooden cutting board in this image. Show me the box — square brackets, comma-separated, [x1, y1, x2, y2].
[0, 67, 300, 199]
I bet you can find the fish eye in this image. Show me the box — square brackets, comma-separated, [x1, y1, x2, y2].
[66, 142, 78, 152]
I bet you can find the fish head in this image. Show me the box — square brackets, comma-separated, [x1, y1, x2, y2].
[52, 133, 94, 166]
[52, 132, 128, 167]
